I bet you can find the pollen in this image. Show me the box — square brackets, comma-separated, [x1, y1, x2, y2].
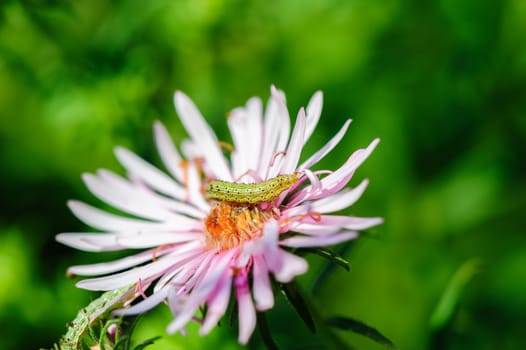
[204, 201, 278, 251]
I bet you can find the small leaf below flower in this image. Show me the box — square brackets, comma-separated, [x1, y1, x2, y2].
[257, 312, 280, 350]
[280, 282, 316, 333]
[326, 316, 397, 349]
[299, 247, 350, 271]
[132, 336, 162, 350]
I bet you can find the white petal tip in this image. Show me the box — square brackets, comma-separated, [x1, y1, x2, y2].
[113, 146, 129, 159]
[255, 302, 273, 312]
[66, 200, 80, 209]
[174, 91, 189, 106]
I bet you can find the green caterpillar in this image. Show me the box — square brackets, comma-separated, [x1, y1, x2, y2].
[205, 173, 299, 204]
[58, 286, 132, 350]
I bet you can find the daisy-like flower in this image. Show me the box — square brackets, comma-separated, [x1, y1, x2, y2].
[57, 86, 382, 344]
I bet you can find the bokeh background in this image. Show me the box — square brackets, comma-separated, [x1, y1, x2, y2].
[1, 0, 525, 349]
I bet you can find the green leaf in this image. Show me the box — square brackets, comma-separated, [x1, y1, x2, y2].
[430, 258, 481, 330]
[307, 241, 354, 295]
[300, 247, 350, 271]
[326, 316, 397, 349]
[257, 312, 280, 350]
[280, 282, 316, 333]
[132, 336, 162, 350]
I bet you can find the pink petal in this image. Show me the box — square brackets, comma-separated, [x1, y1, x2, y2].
[278, 107, 306, 176]
[174, 91, 232, 181]
[116, 232, 202, 248]
[260, 219, 281, 272]
[115, 146, 185, 199]
[284, 224, 341, 236]
[180, 138, 200, 160]
[85, 171, 200, 226]
[115, 286, 170, 316]
[280, 231, 358, 248]
[299, 119, 352, 171]
[227, 97, 263, 178]
[258, 86, 290, 178]
[173, 250, 216, 297]
[310, 180, 369, 213]
[81, 173, 170, 222]
[57, 231, 201, 251]
[266, 86, 291, 177]
[185, 162, 210, 212]
[270, 86, 291, 155]
[303, 91, 323, 143]
[153, 121, 185, 182]
[272, 250, 308, 282]
[56, 232, 125, 252]
[235, 269, 256, 344]
[284, 179, 369, 217]
[166, 301, 197, 334]
[166, 251, 234, 334]
[339, 216, 383, 230]
[76, 258, 173, 291]
[315, 138, 379, 195]
[227, 108, 249, 177]
[292, 138, 378, 205]
[66, 247, 173, 276]
[76, 242, 203, 290]
[258, 97, 280, 175]
[252, 255, 274, 311]
[200, 268, 233, 335]
[67, 200, 163, 232]
[244, 98, 264, 172]
[153, 252, 204, 293]
[288, 215, 384, 232]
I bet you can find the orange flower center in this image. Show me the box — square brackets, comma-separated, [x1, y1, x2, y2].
[204, 201, 278, 251]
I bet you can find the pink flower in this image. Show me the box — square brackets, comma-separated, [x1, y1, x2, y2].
[57, 86, 382, 344]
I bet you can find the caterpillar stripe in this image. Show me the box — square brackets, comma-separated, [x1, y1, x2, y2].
[205, 173, 299, 204]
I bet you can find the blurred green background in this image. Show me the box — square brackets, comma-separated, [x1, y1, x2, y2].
[1, 0, 525, 349]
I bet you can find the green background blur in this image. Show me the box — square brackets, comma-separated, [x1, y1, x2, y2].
[1, 0, 525, 349]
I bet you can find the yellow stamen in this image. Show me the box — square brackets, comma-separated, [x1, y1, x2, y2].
[204, 202, 277, 251]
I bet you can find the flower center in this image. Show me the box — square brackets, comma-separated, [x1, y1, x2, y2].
[204, 201, 278, 251]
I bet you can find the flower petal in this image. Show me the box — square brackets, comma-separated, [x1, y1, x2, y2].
[66, 247, 173, 276]
[278, 107, 306, 176]
[272, 250, 308, 282]
[252, 255, 274, 311]
[227, 97, 263, 178]
[288, 215, 384, 233]
[67, 200, 164, 232]
[280, 231, 358, 248]
[76, 242, 203, 290]
[115, 285, 170, 316]
[303, 90, 323, 143]
[153, 121, 185, 182]
[301, 138, 379, 202]
[299, 119, 352, 171]
[200, 268, 233, 335]
[174, 91, 232, 181]
[185, 161, 210, 212]
[166, 250, 235, 334]
[82, 173, 170, 222]
[258, 86, 290, 178]
[235, 269, 256, 344]
[115, 146, 186, 199]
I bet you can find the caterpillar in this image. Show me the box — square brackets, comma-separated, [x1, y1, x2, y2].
[205, 173, 299, 204]
[59, 285, 132, 349]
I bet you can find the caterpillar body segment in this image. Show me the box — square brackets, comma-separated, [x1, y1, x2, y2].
[205, 173, 299, 204]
